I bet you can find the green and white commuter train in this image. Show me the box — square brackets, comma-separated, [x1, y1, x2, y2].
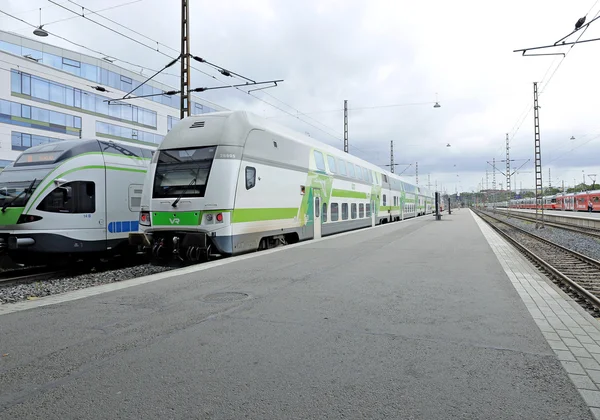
[0, 140, 151, 266]
[130, 111, 433, 262]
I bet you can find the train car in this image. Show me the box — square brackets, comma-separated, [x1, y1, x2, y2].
[131, 111, 429, 263]
[0, 140, 151, 266]
[574, 192, 588, 212]
[588, 190, 600, 212]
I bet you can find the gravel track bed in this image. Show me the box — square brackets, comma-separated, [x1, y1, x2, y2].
[0, 265, 172, 305]
[490, 212, 600, 261]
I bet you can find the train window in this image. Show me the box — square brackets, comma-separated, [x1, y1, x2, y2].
[331, 203, 339, 221]
[37, 181, 95, 214]
[382, 174, 388, 183]
[359, 203, 364, 218]
[351, 203, 357, 219]
[323, 202, 327, 222]
[327, 155, 337, 174]
[313, 151, 326, 171]
[338, 159, 347, 176]
[347, 162, 356, 178]
[245, 166, 256, 190]
[595, 197, 600, 202]
[315, 197, 320, 218]
[342, 203, 348, 220]
[355, 166, 363, 181]
[362, 167, 369, 182]
[366, 203, 371, 217]
[383, 194, 387, 206]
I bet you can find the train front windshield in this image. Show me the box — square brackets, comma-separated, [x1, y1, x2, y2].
[152, 146, 216, 199]
[0, 168, 50, 208]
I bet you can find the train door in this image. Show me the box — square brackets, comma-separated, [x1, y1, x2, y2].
[313, 188, 321, 240]
[371, 199, 375, 227]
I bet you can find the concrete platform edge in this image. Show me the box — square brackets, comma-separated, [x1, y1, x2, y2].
[470, 209, 600, 419]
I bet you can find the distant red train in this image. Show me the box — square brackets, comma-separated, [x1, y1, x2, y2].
[508, 191, 600, 212]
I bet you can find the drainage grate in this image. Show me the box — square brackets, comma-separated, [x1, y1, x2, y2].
[203, 292, 249, 303]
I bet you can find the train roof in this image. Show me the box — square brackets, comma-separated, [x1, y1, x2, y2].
[163, 111, 433, 196]
[10, 139, 153, 168]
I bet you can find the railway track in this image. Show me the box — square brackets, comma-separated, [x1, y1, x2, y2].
[0, 267, 76, 287]
[475, 210, 600, 314]
[493, 209, 600, 239]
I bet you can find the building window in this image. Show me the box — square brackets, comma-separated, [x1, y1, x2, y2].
[62, 57, 81, 68]
[342, 203, 348, 220]
[37, 181, 95, 214]
[167, 115, 179, 132]
[11, 132, 63, 151]
[12, 70, 157, 129]
[96, 121, 163, 145]
[331, 203, 339, 221]
[0, 99, 80, 136]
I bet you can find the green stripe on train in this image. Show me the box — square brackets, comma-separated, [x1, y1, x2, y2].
[232, 207, 298, 223]
[0, 207, 25, 225]
[331, 189, 368, 199]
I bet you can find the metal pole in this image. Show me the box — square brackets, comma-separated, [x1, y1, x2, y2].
[506, 133, 511, 218]
[390, 140, 394, 173]
[549, 167, 552, 188]
[533, 82, 544, 228]
[180, 0, 191, 119]
[343, 100, 348, 153]
[492, 157, 496, 211]
[415, 161, 419, 186]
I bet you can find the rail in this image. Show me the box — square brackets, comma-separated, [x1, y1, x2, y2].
[474, 209, 600, 312]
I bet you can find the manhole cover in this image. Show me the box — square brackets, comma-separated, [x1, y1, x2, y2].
[203, 292, 249, 303]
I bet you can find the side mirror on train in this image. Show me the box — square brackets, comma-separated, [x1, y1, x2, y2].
[59, 186, 72, 201]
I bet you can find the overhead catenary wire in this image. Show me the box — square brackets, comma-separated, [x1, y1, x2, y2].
[47, 0, 377, 155]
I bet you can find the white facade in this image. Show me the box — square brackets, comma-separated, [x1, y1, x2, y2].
[0, 30, 226, 167]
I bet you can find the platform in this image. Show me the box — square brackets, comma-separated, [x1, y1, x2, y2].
[0, 210, 596, 419]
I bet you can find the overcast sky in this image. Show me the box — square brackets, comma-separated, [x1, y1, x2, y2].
[3, 0, 600, 193]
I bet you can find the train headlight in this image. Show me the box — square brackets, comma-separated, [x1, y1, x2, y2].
[139, 211, 151, 226]
[216, 213, 223, 223]
[17, 214, 43, 224]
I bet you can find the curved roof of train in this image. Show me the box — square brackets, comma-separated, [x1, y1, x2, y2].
[163, 111, 432, 195]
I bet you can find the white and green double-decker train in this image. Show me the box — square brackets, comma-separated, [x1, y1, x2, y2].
[0, 140, 151, 266]
[131, 111, 433, 263]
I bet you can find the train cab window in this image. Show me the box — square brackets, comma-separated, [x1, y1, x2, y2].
[245, 166, 256, 190]
[359, 203, 364, 218]
[366, 203, 371, 217]
[351, 203, 357, 219]
[347, 163, 356, 178]
[323, 202, 327, 222]
[326, 155, 337, 174]
[37, 181, 95, 214]
[342, 203, 348, 220]
[313, 151, 326, 172]
[331, 203, 339, 221]
[383, 194, 387, 206]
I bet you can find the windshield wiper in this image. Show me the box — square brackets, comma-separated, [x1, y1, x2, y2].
[2, 178, 36, 213]
[171, 178, 196, 208]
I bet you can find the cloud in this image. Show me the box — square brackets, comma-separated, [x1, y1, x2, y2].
[2, 0, 600, 193]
